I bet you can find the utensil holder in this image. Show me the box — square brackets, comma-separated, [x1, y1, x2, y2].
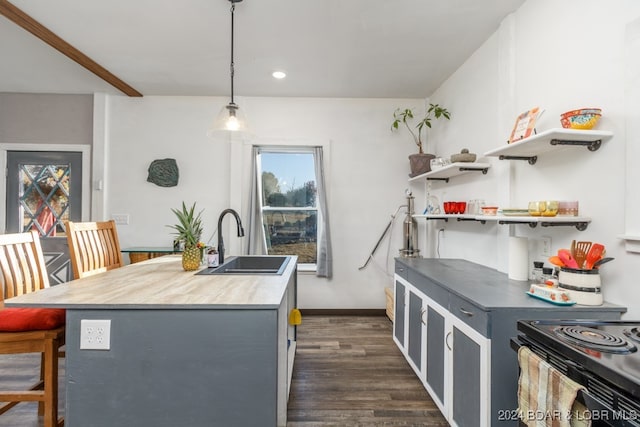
[558, 267, 603, 305]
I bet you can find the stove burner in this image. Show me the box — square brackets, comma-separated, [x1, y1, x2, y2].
[623, 327, 640, 343]
[553, 325, 637, 354]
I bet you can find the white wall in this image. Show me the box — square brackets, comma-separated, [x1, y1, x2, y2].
[419, 0, 640, 317]
[104, 95, 424, 308]
[0, 93, 93, 144]
[8, 1, 640, 315]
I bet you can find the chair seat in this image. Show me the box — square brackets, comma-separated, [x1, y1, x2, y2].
[0, 308, 66, 332]
[0, 325, 65, 344]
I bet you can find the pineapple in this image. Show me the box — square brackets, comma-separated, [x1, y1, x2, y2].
[181, 245, 201, 271]
[168, 202, 204, 271]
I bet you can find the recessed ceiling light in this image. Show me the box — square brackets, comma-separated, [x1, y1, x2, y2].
[272, 71, 286, 79]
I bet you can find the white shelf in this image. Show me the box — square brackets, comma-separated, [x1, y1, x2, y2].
[619, 234, 640, 253]
[408, 162, 491, 183]
[483, 128, 613, 164]
[413, 214, 592, 230]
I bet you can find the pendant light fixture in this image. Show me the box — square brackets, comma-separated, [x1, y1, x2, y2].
[207, 0, 250, 137]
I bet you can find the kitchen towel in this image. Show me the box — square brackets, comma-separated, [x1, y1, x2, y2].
[508, 236, 529, 281]
[517, 346, 590, 427]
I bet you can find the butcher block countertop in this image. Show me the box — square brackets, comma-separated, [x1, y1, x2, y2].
[5, 254, 298, 310]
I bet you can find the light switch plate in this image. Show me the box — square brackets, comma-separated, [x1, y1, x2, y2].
[112, 214, 129, 225]
[80, 319, 111, 350]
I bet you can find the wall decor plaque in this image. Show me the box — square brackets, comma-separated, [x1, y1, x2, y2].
[147, 158, 179, 187]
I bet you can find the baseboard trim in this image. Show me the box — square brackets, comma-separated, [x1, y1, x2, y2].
[300, 309, 387, 316]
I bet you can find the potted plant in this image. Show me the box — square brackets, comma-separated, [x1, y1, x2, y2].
[168, 201, 204, 271]
[392, 103, 451, 177]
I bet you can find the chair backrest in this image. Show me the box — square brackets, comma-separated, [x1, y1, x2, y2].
[0, 230, 50, 306]
[65, 220, 124, 279]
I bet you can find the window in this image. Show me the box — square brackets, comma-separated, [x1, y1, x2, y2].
[248, 146, 332, 276]
[258, 150, 317, 264]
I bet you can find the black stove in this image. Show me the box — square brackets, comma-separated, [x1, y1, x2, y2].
[514, 320, 640, 426]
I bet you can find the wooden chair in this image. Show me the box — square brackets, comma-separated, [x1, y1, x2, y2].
[0, 230, 66, 427]
[65, 220, 124, 279]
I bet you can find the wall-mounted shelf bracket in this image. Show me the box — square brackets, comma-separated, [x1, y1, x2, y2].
[549, 138, 602, 152]
[540, 221, 589, 231]
[427, 177, 450, 183]
[499, 220, 538, 228]
[457, 217, 478, 222]
[459, 167, 489, 174]
[424, 217, 448, 222]
[498, 155, 537, 165]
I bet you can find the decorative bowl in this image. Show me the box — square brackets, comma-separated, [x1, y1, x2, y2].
[560, 108, 602, 130]
[450, 148, 477, 163]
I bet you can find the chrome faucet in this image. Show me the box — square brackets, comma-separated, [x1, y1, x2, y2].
[217, 208, 245, 264]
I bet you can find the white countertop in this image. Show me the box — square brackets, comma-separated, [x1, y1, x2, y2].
[5, 255, 297, 309]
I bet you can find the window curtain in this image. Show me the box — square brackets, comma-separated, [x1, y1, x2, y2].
[314, 147, 333, 278]
[246, 146, 267, 255]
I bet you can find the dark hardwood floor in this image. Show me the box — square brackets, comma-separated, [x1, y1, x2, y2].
[287, 315, 448, 426]
[0, 315, 447, 426]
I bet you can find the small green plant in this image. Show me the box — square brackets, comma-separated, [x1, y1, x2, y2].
[391, 103, 451, 153]
[167, 201, 204, 248]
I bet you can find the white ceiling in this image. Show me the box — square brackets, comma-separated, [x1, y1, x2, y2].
[0, 0, 525, 98]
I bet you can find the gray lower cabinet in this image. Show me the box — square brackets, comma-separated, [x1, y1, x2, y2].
[394, 275, 489, 425]
[393, 258, 626, 427]
[407, 290, 423, 371]
[425, 305, 445, 405]
[452, 324, 482, 426]
[393, 279, 406, 347]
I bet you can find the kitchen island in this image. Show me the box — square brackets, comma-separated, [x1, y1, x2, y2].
[5, 254, 298, 427]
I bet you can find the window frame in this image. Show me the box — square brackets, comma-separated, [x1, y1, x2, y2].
[254, 145, 326, 272]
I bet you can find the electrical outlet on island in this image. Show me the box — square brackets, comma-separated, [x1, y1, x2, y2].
[80, 319, 111, 350]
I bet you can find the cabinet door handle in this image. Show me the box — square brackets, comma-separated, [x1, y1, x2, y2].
[459, 307, 474, 317]
[420, 307, 427, 325]
[445, 331, 452, 351]
[398, 267, 405, 272]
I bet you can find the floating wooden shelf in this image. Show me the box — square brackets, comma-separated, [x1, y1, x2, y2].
[483, 128, 613, 165]
[408, 162, 491, 183]
[413, 214, 592, 231]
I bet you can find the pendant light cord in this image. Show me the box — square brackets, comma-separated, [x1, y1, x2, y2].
[229, 3, 235, 105]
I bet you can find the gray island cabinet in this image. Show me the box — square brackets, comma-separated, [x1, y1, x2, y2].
[393, 258, 626, 427]
[5, 255, 298, 427]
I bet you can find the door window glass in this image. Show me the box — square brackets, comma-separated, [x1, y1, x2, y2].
[19, 164, 70, 237]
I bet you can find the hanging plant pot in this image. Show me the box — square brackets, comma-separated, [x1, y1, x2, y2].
[408, 153, 435, 177]
[182, 245, 201, 271]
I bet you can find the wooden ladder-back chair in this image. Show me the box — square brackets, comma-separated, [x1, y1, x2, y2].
[65, 220, 124, 280]
[0, 230, 66, 427]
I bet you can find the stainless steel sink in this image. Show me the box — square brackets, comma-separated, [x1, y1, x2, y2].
[196, 256, 291, 275]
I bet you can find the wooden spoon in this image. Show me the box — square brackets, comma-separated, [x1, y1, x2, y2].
[574, 241, 592, 269]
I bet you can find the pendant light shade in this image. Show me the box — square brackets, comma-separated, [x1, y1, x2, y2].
[207, 0, 251, 138]
[209, 102, 249, 135]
